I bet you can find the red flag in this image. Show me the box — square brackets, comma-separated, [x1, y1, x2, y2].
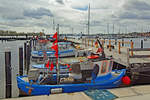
[69, 68, 72, 71]
[50, 61, 54, 71]
[51, 44, 58, 51]
[53, 38, 58, 45]
[66, 64, 70, 68]
[55, 49, 58, 58]
[45, 60, 50, 68]
[53, 32, 57, 39]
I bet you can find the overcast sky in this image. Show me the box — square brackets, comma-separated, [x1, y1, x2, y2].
[0, 0, 150, 34]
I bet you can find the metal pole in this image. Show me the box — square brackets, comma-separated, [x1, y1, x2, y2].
[56, 24, 60, 84]
[87, 3, 90, 35]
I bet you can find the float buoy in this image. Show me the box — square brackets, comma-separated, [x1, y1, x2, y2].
[122, 76, 131, 85]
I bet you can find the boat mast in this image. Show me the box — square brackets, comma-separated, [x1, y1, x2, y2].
[56, 24, 60, 84]
[87, 3, 90, 36]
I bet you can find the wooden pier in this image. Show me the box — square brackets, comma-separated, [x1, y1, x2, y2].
[68, 38, 150, 67]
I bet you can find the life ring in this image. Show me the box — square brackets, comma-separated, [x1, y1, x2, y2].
[87, 55, 99, 59]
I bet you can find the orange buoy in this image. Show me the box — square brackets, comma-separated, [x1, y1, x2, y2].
[122, 76, 131, 85]
[87, 55, 99, 59]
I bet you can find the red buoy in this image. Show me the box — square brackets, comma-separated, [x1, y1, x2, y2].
[122, 76, 131, 85]
[87, 55, 99, 59]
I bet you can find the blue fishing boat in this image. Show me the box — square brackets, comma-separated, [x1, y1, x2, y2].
[31, 41, 91, 64]
[17, 59, 126, 96]
[32, 64, 70, 74]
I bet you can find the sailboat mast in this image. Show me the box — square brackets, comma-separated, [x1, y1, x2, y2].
[53, 18, 55, 33]
[56, 24, 60, 84]
[87, 3, 90, 36]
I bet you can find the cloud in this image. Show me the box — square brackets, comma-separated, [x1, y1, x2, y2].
[23, 7, 53, 19]
[55, 0, 64, 5]
[0, 0, 150, 33]
[73, 5, 88, 11]
[123, 0, 150, 11]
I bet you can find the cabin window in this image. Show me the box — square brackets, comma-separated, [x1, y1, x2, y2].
[101, 60, 108, 74]
[108, 60, 113, 72]
[92, 64, 100, 80]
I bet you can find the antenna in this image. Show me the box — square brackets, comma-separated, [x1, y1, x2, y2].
[113, 23, 114, 34]
[87, 3, 90, 35]
[53, 18, 55, 32]
[107, 23, 109, 34]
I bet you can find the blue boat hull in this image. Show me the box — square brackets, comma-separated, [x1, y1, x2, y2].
[17, 69, 126, 96]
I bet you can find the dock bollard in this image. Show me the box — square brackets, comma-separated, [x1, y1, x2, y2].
[118, 41, 121, 54]
[5, 50, 12, 98]
[19, 46, 23, 76]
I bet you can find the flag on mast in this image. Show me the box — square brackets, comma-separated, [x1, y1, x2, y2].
[50, 61, 54, 71]
[45, 60, 50, 69]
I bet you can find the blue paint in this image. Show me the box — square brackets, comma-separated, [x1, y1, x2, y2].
[16, 69, 126, 96]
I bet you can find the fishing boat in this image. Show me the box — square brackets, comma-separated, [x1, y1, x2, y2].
[32, 64, 70, 74]
[31, 41, 90, 63]
[17, 30, 127, 96]
[17, 58, 126, 96]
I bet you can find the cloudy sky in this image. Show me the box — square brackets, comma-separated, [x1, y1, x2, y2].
[0, 0, 150, 34]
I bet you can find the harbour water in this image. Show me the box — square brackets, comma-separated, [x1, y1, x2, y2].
[0, 37, 150, 98]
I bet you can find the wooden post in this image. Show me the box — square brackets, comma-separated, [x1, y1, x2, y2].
[19, 47, 23, 76]
[85, 39, 86, 47]
[102, 40, 104, 48]
[115, 39, 117, 45]
[24, 42, 27, 70]
[109, 39, 111, 51]
[127, 48, 130, 68]
[122, 39, 124, 47]
[118, 41, 121, 54]
[131, 41, 134, 56]
[5, 50, 11, 98]
[141, 40, 143, 49]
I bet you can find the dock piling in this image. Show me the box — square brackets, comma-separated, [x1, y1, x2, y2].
[26, 42, 30, 74]
[19, 47, 23, 76]
[5, 50, 12, 98]
[24, 42, 27, 70]
[122, 39, 124, 47]
[141, 40, 143, 49]
[118, 41, 121, 54]
[109, 39, 111, 51]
